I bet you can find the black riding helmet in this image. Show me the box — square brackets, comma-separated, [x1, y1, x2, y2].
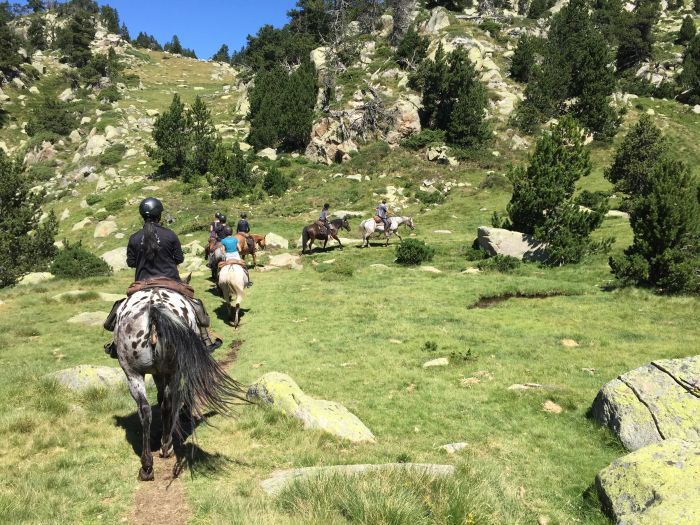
[139, 197, 163, 221]
[323, 203, 330, 209]
[215, 212, 222, 220]
[240, 212, 247, 219]
[219, 214, 227, 224]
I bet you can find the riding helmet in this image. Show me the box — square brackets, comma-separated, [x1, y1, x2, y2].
[139, 197, 163, 221]
[219, 214, 227, 224]
[323, 203, 330, 209]
[215, 212, 222, 220]
[240, 212, 247, 219]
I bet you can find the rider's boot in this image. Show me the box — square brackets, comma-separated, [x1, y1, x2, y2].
[191, 298, 223, 352]
[103, 299, 125, 359]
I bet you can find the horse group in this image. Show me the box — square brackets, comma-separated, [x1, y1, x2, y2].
[301, 215, 415, 254]
[111, 214, 416, 482]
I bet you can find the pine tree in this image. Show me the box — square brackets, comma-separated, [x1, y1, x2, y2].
[27, 0, 44, 12]
[695, 0, 700, 13]
[147, 94, 193, 180]
[510, 34, 538, 83]
[605, 114, 668, 199]
[211, 43, 230, 62]
[208, 143, 252, 199]
[616, 0, 660, 71]
[678, 15, 696, 45]
[56, 9, 95, 68]
[165, 35, 184, 55]
[410, 42, 450, 129]
[426, 0, 470, 10]
[0, 151, 57, 287]
[506, 117, 592, 234]
[100, 5, 120, 34]
[119, 23, 130, 42]
[0, 4, 21, 76]
[395, 26, 429, 70]
[506, 118, 607, 265]
[678, 35, 700, 102]
[134, 32, 161, 50]
[527, 0, 549, 19]
[445, 49, 490, 149]
[610, 158, 700, 293]
[25, 96, 78, 137]
[189, 96, 218, 176]
[27, 16, 47, 52]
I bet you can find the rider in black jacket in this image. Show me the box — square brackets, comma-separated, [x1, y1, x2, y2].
[103, 198, 221, 357]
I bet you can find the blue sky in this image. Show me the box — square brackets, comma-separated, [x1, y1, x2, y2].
[96, 0, 298, 59]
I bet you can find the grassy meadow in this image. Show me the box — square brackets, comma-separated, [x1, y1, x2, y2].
[1, 43, 699, 524]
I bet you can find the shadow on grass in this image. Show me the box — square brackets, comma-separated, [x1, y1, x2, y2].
[301, 243, 347, 255]
[213, 303, 250, 324]
[113, 406, 234, 476]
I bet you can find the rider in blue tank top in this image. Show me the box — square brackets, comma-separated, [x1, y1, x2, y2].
[221, 235, 239, 255]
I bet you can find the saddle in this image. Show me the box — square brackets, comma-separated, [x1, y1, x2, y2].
[218, 259, 247, 269]
[373, 216, 382, 224]
[126, 277, 195, 299]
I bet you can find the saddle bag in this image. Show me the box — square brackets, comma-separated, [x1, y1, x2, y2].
[373, 216, 382, 224]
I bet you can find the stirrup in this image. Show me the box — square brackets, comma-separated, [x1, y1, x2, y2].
[207, 338, 223, 353]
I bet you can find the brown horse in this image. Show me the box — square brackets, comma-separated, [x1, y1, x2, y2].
[250, 234, 267, 251]
[301, 217, 351, 254]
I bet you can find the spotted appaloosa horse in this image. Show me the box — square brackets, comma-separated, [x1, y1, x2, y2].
[114, 288, 246, 481]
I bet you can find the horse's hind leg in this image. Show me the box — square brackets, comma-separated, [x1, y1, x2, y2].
[159, 377, 175, 458]
[126, 373, 154, 481]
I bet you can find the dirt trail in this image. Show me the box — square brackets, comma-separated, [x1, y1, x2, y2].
[126, 340, 243, 524]
[128, 455, 190, 525]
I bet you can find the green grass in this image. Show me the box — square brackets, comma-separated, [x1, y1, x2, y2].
[0, 28, 699, 525]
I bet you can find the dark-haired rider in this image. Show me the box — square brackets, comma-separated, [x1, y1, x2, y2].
[237, 212, 254, 253]
[318, 203, 331, 236]
[376, 199, 391, 239]
[103, 198, 222, 358]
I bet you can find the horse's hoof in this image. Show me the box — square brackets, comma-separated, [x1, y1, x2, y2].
[159, 445, 174, 458]
[138, 467, 154, 481]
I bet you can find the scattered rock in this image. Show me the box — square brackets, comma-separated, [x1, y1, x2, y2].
[18, 272, 54, 285]
[261, 463, 455, 497]
[606, 210, 630, 219]
[596, 439, 700, 525]
[461, 377, 481, 387]
[477, 226, 548, 261]
[67, 311, 108, 327]
[267, 253, 303, 270]
[421, 266, 442, 274]
[591, 355, 700, 451]
[461, 268, 480, 274]
[370, 264, 390, 270]
[424, 6, 451, 33]
[422, 357, 449, 368]
[543, 400, 563, 414]
[508, 383, 544, 391]
[256, 147, 277, 161]
[72, 217, 92, 231]
[101, 247, 129, 272]
[85, 134, 108, 156]
[560, 339, 579, 348]
[433, 230, 452, 234]
[94, 220, 118, 238]
[265, 232, 289, 249]
[441, 442, 467, 454]
[247, 372, 375, 443]
[47, 365, 127, 391]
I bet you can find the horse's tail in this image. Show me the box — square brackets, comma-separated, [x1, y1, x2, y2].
[149, 304, 247, 437]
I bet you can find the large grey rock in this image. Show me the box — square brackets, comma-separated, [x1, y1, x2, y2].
[596, 439, 700, 524]
[265, 232, 289, 249]
[101, 246, 128, 272]
[72, 217, 92, 231]
[257, 147, 277, 161]
[94, 220, 118, 238]
[85, 134, 108, 156]
[424, 6, 450, 33]
[477, 226, 548, 261]
[591, 355, 700, 451]
[247, 372, 375, 443]
[18, 272, 55, 285]
[47, 365, 126, 391]
[261, 463, 455, 496]
[267, 253, 303, 270]
[67, 311, 107, 327]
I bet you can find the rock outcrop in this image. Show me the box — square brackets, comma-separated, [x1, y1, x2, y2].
[267, 253, 303, 270]
[67, 311, 108, 327]
[247, 372, 375, 443]
[18, 272, 55, 285]
[591, 355, 700, 451]
[101, 246, 128, 272]
[596, 439, 700, 525]
[47, 365, 128, 391]
[477, 226, 548, 261]
[265, 232, 289, 249]
[260, 463, 455, 496]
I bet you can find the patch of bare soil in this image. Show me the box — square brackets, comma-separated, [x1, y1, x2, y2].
[127, 455, 189, 525]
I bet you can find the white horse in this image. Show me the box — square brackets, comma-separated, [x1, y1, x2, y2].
[359, 216, 415, 247]
[212, 243, 249, 327]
